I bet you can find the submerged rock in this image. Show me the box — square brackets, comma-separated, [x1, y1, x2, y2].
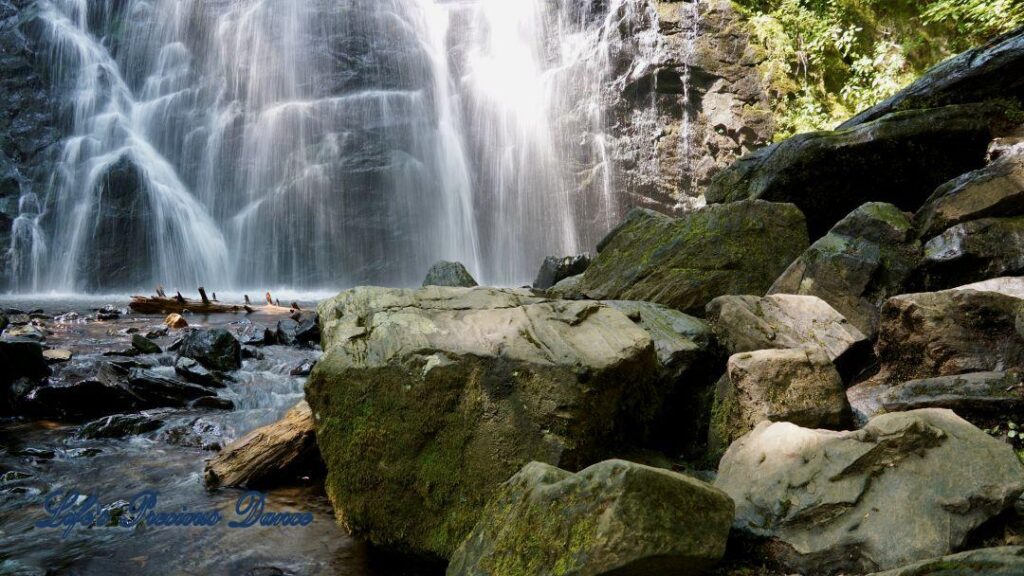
[177, 328, 241, 371]
[716, 409, 1024, 574]
[174, 357, 223, 388]
[577, 201, 809, 315]
[709, 348, 849, 454]
[131, 333, 161, 354]
[422, 260, 478, 288]
[204, 401, 319, 489]
[77, 413, 165, 439]
[706, 294, 871, 380]
[447, 460, 733, 576]
[707, 103, 1011, 238]
[770, 202, 920, 337]
[532, 254, 590, 290]
[307, 286, 668, 558]
[162, 418, 223, 451]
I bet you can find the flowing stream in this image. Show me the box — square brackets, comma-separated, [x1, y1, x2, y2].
[9, 0, 672, 292]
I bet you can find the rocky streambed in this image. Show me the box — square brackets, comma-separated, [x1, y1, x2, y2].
[0, 298, 435, 576]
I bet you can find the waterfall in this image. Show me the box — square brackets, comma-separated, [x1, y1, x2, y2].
[13, 0, 672, 292]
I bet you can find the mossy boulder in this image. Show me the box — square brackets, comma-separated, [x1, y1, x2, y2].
[716, 409, 1024, 575]
[306, 287, 669, 559]
[706, 104, 1011, 238]
[770, 202, 921, 338]
[447, 459, 733, 576]
[576, 200, 809, 315]
[709, 348, 850, 455]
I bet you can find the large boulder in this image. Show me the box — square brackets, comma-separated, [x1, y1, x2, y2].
[577, 201, 809, 315]
[709, 348, 849, 454]
[841, 28, 1024, 127]
[177, 328, 241, 372]
[917, 216, 1024, 290]
[705, 294, 871, 380]
[874, 288, 1024, 385]
[914, 147, 1024, 240]
[877, 371, 1024, 416]
[706, 104, 1013, 238]
[204, 401, 320, 489]
[867, 546, 1024, 576]
[306, 286, 666, 558]
[716, 409, 1024, 574]
[422, 261, 478, 288]
[770, 203, 920, 338]
[447, 460, 733, 576]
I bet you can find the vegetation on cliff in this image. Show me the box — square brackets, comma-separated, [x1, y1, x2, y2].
[735, 0, 1024, 138]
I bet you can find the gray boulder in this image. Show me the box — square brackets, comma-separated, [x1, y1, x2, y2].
[577, 201, 809, 315]
[307, 286, 668, 558]
[423, 261, 478, 288]
[716, 409, 1024, 574]
[770, 202, 920, 338]
[447, 459, 733, 576]
[130, 333, 161, 355]
[705, 294, 871, 380]
[918, 216, 1024, 290]
[709, 348, 849, 454]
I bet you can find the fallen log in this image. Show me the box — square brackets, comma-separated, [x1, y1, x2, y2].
[129, 295, 294, 316]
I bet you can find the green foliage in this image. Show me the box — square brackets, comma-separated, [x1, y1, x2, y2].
[736, 0, 1024, 139]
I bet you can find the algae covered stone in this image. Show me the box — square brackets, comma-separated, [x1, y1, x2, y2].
[447, 459, 733, 576]
[770, 202, 920, 338]
[306, 287, 664, 558]
[577, 200, 809, 315]
[422, 260, 478, 287]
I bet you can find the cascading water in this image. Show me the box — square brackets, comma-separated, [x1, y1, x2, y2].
[14, 0, 673, 292]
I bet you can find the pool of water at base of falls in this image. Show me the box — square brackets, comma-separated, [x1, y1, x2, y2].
[0, 298, 441, 576]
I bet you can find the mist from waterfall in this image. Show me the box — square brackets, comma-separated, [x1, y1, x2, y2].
[13, 0, 666, 292]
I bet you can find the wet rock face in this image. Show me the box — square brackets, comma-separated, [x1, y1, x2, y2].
[867, 546, 1024, 576]
[0, 0, 59, 290]
[577, 201, 809, 315]
[532, 254, 590, 290]
[447, 460, 734, 576]
[716, 409, 1024, 575]
[307, 286, 671, 559]
[0, 337, 49, 414]
[606, 0, 772, 211]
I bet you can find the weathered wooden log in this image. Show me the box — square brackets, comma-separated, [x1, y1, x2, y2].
[129, 295, 294, 316]
[198, 287, 211, 305]
[156, 285, 166, 298]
